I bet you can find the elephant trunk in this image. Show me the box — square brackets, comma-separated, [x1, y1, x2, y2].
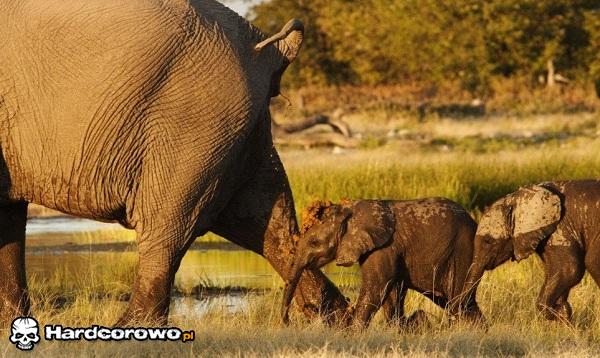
[281, 259, 307, 325]
[460, 259, 487, 314]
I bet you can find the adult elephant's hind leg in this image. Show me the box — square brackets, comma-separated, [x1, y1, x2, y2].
[116, 213, 198, 326]
[0, 202, 29, 324]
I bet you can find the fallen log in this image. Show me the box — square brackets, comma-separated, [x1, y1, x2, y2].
[272, 109, 357, 148]
[274, 132, 358, 149]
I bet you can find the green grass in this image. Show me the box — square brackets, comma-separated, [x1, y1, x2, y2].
[12, 141, 600, 356]
[6, 257, 600, 356]
[10, 113, 600, 356]
[286, 140, 600, 221]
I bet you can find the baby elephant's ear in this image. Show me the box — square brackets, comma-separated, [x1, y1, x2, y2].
[512, 184, 562, 261]
[476, 199, 512, 240]
[335, 202, 395, 267]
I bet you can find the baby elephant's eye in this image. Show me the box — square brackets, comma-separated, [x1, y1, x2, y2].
[483, 236, 496, 245]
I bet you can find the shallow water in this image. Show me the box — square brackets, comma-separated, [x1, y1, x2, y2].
[27, 217, 122, 235]
[26, 249, 360, 290]
[170, 295, 249, 319]
[25, 216, 360, 314]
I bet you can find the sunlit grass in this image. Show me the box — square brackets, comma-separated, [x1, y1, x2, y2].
[5, 255, 600, 356]
[12, 114, 600, 356]
[285, 138, 600, 220]
[27, 252, 137, 304]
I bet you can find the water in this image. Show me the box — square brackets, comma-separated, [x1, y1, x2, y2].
[24, 216, 360, 315]
[27, 217, 122, 235]
[171, 295, 248, 318]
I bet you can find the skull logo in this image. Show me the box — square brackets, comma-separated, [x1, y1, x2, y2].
[10, 317, 40, 351]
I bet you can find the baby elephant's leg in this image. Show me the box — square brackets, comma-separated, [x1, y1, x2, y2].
[537, 246, 584, 322]
[402, 309, 429, 329]
[552, 293, 573, 321]
[382, 281, 429, 330]
[382, 282, 407, 323]
[353, 257, 397, 328]
[353, 281, 393, 328]
[583, 240, 600, 312]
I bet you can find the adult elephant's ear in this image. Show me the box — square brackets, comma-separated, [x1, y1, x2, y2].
[255, 19, 304, 97]
[511, 185, 562, 261]
[335, 202, 395, 267]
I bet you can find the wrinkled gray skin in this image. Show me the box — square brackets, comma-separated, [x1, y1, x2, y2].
[463, 180, 600, 322]
[283, 198, 483, 328]
[0, 0, 348, 325]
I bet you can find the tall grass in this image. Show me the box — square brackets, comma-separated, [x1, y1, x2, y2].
[286, 141, 600, 220]
[9, 116, 600, 356]
[10, 257, 600, 356]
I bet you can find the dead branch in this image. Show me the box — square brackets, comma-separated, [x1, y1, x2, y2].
[274, 132, 358, 149]
[272, 109, 357, 149]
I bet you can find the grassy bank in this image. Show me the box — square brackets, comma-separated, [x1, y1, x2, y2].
[7, 256, 600, 356]
[10, 112, 600, 356]
[285, 132, 600, 220]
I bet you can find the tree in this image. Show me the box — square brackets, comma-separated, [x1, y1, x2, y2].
[584, 8, 600, 96]
[249, 0, 600, 93]
[250, 0, 353, 87]
[482, 0, 595, 85]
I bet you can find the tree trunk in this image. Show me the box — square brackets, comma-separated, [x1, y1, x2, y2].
[547, 59, 555, 88]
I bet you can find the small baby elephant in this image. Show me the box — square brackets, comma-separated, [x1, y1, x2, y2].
[462, 180, 600, 322]
[281, 198, 483, 328]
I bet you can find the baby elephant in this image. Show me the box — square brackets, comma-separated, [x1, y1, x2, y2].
[282, 198, 483, 328]
[462, 180, 600, 322]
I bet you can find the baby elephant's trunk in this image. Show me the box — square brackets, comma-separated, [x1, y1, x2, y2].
[281, 260, 306, 325]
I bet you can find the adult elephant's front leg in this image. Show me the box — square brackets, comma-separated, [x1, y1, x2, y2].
[213, 146, 349, 324]
[0, 202, 30, 324]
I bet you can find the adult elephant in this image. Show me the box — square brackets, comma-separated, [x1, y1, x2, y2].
[0, 0, 347, 325]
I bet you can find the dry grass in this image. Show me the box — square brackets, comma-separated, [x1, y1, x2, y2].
[8, 111, 600, 356]
[272, 81, 599, 119]
[3, 257, 600, 357]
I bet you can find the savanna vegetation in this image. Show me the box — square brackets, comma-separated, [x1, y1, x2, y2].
[14, 111, 600, 356]
[251, 0, 600, 95]
[9, 1, 600, 357]
[11, 251, 600, 357]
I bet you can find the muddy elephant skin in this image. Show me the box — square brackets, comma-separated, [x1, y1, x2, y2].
[0, 0, 348, 325]
[282, 198, 483, 328]
[463, 180, 600, 322]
